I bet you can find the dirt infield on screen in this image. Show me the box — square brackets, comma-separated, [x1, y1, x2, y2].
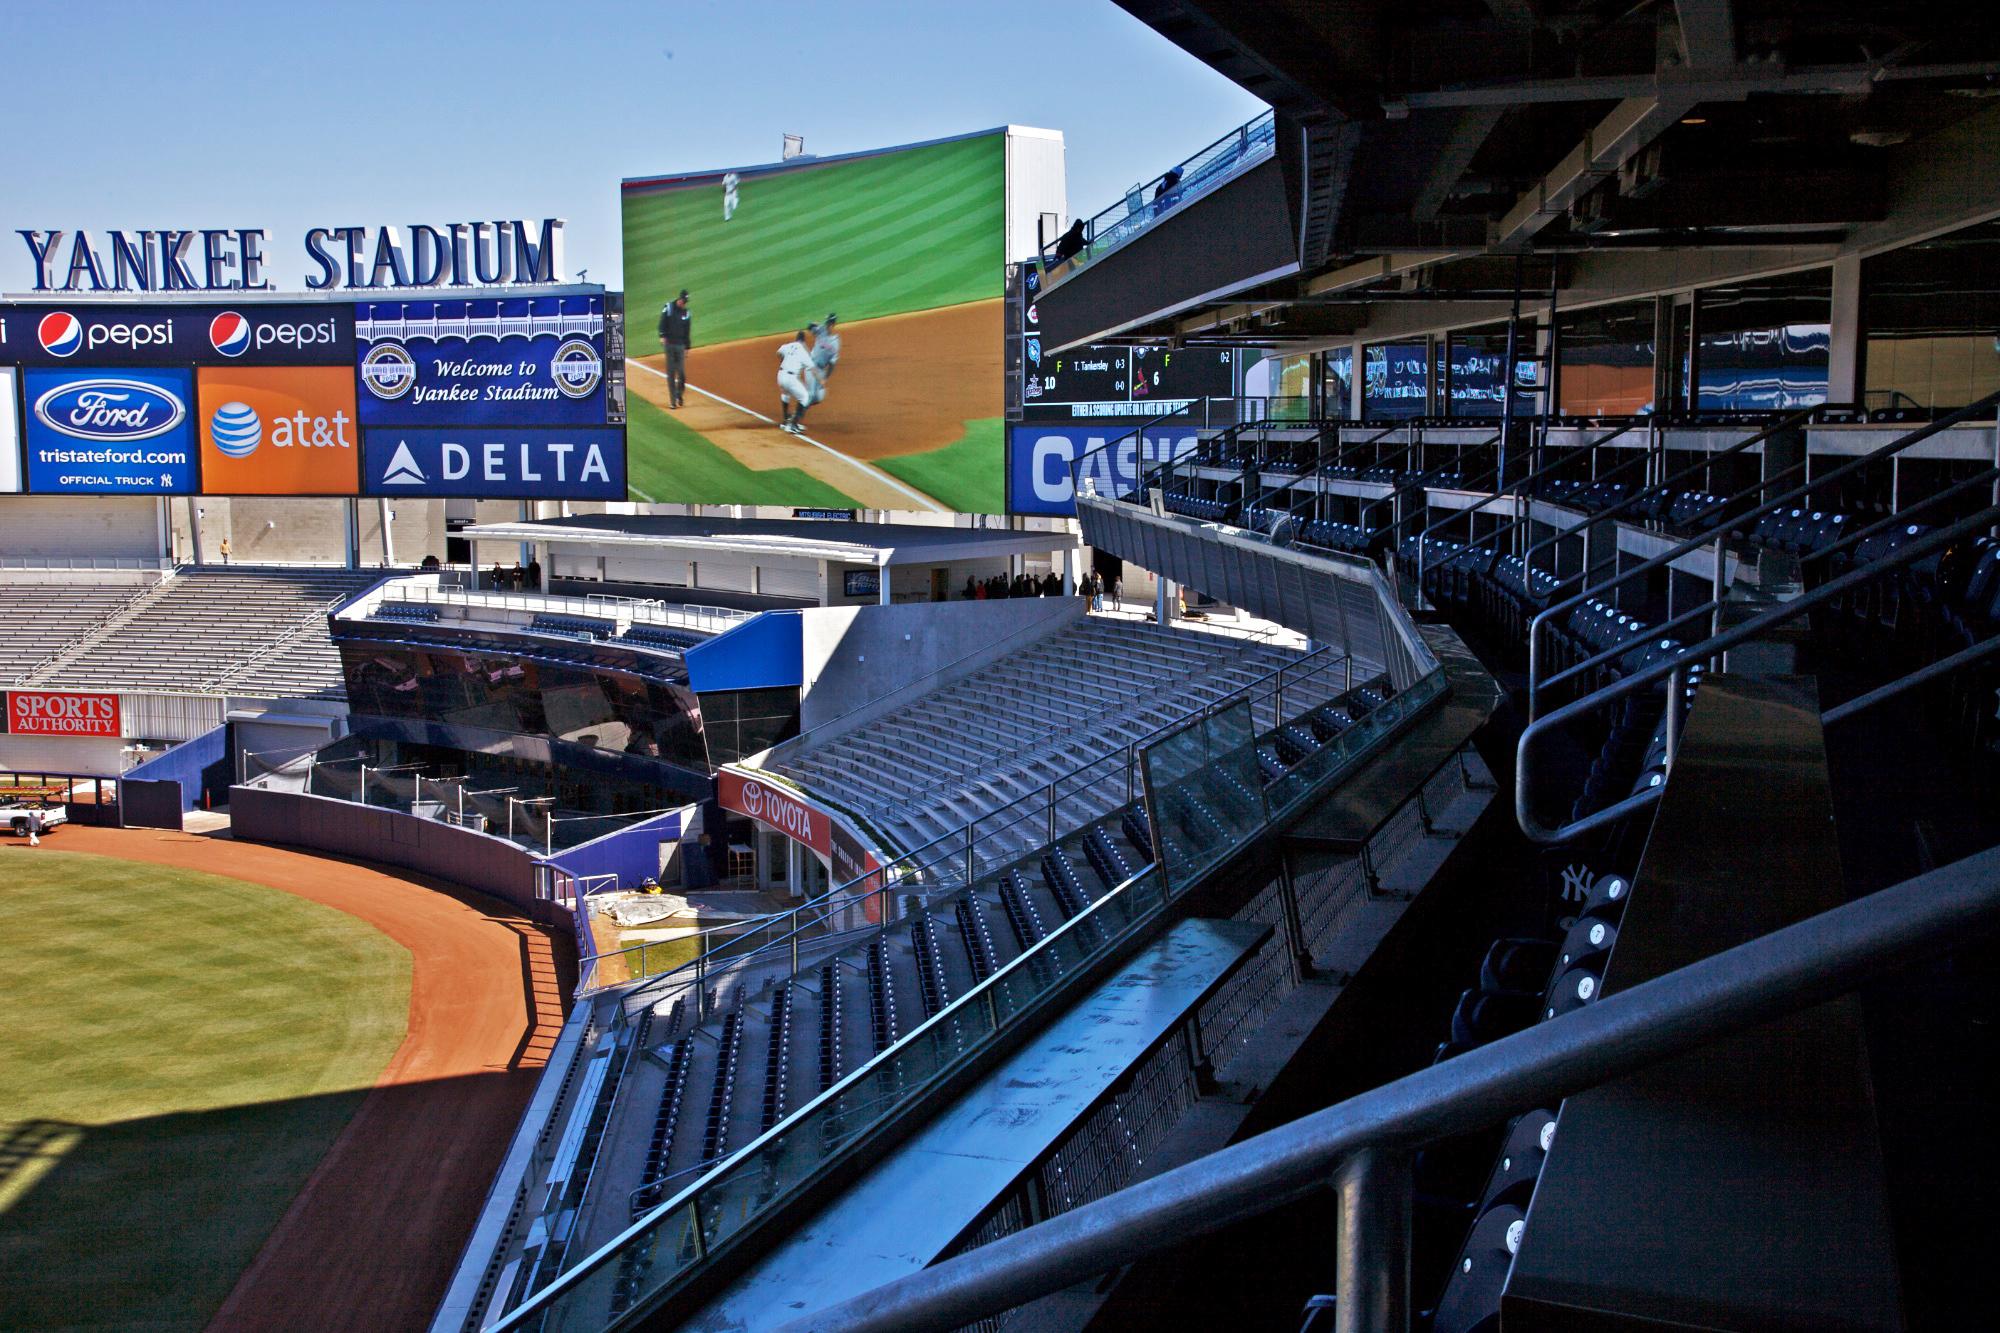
[0, 834, 567, 1332]
[622, 131, 1005, 511]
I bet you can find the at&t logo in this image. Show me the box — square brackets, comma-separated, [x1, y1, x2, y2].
[210, 402, 262, 456]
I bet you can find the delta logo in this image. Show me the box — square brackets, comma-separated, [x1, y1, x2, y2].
[197, 366, 359, 495]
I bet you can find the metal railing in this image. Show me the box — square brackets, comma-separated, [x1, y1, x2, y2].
[1039, 111, 1277, 280]
[777, 843, 2000, 1332]
[489, 662, 1450, 1331]
[1524, 391, 2000, 716]
[358, 579, 753, 637]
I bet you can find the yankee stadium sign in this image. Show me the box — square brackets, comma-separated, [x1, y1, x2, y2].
[16, 221, 566, 293]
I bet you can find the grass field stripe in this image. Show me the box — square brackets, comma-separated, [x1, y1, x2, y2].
[630, 359, 947, 512]
[629, 483, 659, 503]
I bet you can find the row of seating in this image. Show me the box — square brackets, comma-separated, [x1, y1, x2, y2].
[1257, 676, 1398, 786]
[760, 989, 793, 1133]
[701, 1007, 745, 1164]
[1425, 873, 1629, 1332]
[1165, 493, 1233, 522]
[530, 612, 618, 642]
[621, 622, 705, 653]
[372, 600, 441, 623]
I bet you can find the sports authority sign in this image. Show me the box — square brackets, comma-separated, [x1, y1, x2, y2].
[6, 690, 121, 737]
[716, 766, 885, 920]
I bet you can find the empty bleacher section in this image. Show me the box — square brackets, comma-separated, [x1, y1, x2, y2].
[15, 566, 381, 697]
[0, 580, 156, 684]
[763, 616, 1360, 861]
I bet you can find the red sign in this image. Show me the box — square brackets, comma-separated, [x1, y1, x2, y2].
[717, 768, 831, 860]
[716, 767, 885, 922]
[6, 690, 121, 738]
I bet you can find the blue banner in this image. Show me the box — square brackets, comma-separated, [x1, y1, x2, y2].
[22, 366, 197, 493]
[1007, 425, 1199, 516]
[355, 296, 606, 426]
[361, 427, 625, 498]
[0, 303, 352, 366]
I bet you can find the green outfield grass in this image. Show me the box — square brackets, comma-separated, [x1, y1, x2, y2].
[625, 397, 863, 508]
[623, 132, 1006, 347]
[873, 418, 1006, 514]
[0, 851, 410, 1331]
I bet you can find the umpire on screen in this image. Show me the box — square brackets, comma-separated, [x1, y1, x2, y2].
[659, 289, 691, 408]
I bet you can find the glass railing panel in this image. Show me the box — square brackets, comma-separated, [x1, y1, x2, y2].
[1142, 699, 1266, 892]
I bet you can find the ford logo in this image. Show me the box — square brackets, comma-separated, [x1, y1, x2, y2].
[32, 378, 187, 442]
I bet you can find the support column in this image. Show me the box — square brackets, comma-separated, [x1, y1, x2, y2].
[1332, 1148, 1411, 1333]
[1062, 547, 1075, 595]
[188, 498, 206, 566]
[379, 498, 395, 567]
[878, 560, 892, 605]
[342, 498, 360, 569]
[1828, 253, 1863, 406]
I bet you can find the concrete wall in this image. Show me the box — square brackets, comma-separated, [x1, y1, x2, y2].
[0, 734, 127, 774]
[543, 807, 691, 891]
[165, 496, 446, 567]
[124, 723, 231, 811]
[231, 784, 552, 921]
[0, 497, 164, 559]
[795, 595, 1080, 733]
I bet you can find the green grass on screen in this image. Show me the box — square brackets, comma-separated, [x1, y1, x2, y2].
[625, 396, 863, 508]
[873, 418, 1006, 514]
[0, 851, 410, 1332]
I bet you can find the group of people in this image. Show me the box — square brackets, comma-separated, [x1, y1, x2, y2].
[487, 560, 543, 593]
[959, 570, 1124, 605]
[777, 315, 841, 434]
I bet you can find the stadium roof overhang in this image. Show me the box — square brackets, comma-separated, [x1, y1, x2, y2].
[1037, 0, 2000, 352]
[462, 515, 1077, 567]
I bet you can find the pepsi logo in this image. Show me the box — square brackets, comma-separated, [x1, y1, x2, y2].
[33, 378, 187, 442]
[37, 311, 82, 358]
[209, 311, 251, 358]
[210, 402, 262, 457]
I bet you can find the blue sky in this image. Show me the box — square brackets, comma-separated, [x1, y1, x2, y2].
[1, 0, 1265, 293]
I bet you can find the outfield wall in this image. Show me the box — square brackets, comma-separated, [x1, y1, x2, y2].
[229, 785, 551, 921]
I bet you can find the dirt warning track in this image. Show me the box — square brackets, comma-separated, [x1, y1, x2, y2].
[43, 825, 570, 1333]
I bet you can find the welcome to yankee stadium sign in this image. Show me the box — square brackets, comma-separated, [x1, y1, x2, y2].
[15, 221, 567, 294]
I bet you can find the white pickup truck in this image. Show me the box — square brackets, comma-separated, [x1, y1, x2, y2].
[1, 798, 67, 837]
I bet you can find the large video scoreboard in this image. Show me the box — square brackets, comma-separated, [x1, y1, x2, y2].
[0, 290, 627, 499]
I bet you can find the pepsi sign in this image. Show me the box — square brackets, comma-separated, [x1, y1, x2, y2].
[361, 427, 625, 499]
[21, 367, 196, 494]
[0, 303, 354, 366]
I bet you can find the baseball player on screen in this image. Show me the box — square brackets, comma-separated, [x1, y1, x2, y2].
[807, 313, 841, 405]
[777, 330, 822, 434]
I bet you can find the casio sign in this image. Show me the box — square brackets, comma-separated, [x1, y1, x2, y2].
[33, 378, 188, 442]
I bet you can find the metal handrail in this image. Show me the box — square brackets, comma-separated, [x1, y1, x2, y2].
[1410, 419, 1641, 596]
[1516, 405, 1830, 590]
[1516, 502, 2000, 844]
[1525, 392, 2000, 715]
[777, 843, 2000, 1332]
[1040, 110, 1278, 276]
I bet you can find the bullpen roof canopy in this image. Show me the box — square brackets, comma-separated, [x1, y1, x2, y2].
[459, 514, 1076, 568]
